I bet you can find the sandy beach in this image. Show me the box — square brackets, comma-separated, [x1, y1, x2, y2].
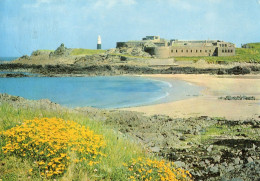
[122, 74, 260, 120]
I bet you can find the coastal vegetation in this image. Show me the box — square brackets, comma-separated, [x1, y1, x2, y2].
[246, 42, 260, 49]
[0, 103, 191, 180]
[71, 48, 106, 56]
[0, 93, 259, 180]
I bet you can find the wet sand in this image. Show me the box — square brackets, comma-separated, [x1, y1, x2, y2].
[122, 74, 260, 120]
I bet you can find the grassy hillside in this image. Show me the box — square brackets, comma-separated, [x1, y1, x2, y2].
[246, 42, 260, 49]
[71, 48, 106, 56]
[174, 44, 260, 63]
[0, 103, 191, 180]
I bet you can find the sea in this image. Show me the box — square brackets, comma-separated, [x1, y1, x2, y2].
[0, 57, 203, 108]
[0, 57, 19, 62]
[0, 76, 203, 109]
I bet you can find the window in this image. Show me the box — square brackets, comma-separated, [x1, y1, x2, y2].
[186, 50, 188, 53]
[205, 50, 207, 53]
[222, 50, 224, 53]
[231, 50, 233, 53]
[181, 50, 183, 52]
[176, 50, 178, 53]
[196, 50, 198, 53]
[171, 50, 173, 53]
[225, 49, 227, 53]
[225, 44, 227, 47]
[209, 50, 211, 52]
[228, 50, 230, 53]
[191, 50, 192, 53]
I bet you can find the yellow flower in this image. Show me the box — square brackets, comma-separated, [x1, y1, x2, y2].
[38, 161, 45, 166]
[1, 117, 106, 178]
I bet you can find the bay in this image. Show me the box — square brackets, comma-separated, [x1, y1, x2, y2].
[0, 76, 202, 108]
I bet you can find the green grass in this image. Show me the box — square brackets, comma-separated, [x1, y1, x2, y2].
[183, 123, 259, 146]
[71, 48, 106, 56]
[0, 103, 150, 180]
[174, 46, 260, 63]
[246, 42, 260, 49]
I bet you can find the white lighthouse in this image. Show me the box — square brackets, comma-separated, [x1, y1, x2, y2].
[97, 35, 101, 49]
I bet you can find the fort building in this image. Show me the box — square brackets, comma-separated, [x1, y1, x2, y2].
[116, 36, 235, 58]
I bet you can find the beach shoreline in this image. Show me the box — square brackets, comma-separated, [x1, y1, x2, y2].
[121, 74, 260, 120]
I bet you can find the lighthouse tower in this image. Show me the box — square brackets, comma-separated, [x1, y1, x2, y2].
[97, 35, 101, 49]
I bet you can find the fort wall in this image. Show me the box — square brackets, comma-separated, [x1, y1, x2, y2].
[217, 47, 235, 56]
[116, 36, 236, 58]
[169, 46, 216, 57]
[153, 47, 170, 58]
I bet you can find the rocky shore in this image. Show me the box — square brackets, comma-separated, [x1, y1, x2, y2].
[1, 63, 260, 77]
[1, 43, 260, 77]
[1, 94, 259, 180]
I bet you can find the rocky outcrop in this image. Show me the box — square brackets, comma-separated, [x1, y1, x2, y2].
[227, 66, 251, 75]
[0, 73, 29, 78]
[18, 55, 30, 61]
[49, 43, 71, 58]
[106, 47, 152, 58]
[31, 50, 41, 56]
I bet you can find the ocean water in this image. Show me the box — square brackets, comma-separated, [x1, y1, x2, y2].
[0, 57, 19, 62]
[0, 76, 202, 108]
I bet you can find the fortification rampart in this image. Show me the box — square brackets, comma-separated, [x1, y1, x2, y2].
[116, 36, 236, 58]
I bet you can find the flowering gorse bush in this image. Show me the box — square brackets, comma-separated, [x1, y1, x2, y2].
[124, 157, 192, 181]
[1, 117, 106, 178]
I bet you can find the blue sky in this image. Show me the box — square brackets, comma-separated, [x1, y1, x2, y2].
[1, 0, 260, 56]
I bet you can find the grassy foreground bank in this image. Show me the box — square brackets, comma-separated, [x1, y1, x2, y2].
[0, 103, 191, 181]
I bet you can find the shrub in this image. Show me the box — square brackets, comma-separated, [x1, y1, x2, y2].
[1, 118, 106, 178]
[124, 157, 192, 181]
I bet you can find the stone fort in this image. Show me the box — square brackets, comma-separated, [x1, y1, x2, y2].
[116, 36, 235, 58]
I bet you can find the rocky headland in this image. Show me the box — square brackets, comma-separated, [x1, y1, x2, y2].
[1, 43, 260, 77]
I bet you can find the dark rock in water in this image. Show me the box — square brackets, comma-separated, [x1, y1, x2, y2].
[0, 73, 29, 78]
